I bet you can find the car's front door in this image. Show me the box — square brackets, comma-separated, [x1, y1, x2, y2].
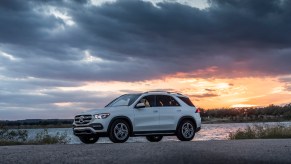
[133, 95, 159, 132]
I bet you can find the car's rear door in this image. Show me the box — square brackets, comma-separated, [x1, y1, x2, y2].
[156, 95, 182, 131]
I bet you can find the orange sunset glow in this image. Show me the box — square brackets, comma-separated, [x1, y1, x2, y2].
[59, 75, 291, 109]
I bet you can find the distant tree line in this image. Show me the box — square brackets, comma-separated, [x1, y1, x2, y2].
[0, 119, 74, 127]
[1, 104, 291, 126]
[200, 104, 291, 121]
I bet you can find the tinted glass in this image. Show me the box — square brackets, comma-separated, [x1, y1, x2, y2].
[136, 95, 155, 107]
[178, 96, 195, 107]
[156, 95, 180, 107]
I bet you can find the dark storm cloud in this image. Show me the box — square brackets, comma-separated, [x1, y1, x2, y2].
[0, 56, 163, 81]
[0, 90, 117, 108]
[66, 0, 291, 78]
[0, 78, 83, 92]
[1, 0, 291, 82]
[1, 0, 291, 119]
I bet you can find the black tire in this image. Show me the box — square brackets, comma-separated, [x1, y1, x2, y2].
[109, 119, 130, 143]
[146, 135, 163, 142]
[176, 119, 196, 141]
[79, 135, 99, 144]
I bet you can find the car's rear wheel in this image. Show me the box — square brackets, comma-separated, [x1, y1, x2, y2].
[176, 119, 195, 141]
[79, 135, 99, 144]
[109, 119, 130, 143]
[146, 135, 163, 142]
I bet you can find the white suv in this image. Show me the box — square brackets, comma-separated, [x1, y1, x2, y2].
[73, 91, 201, 144]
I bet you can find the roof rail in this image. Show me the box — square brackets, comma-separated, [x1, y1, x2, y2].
[168, 92, 183, 95]
[144, 91, 184, 95]
[144, 90, 169, 93]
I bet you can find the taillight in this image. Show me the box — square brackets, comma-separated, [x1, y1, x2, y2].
[195, 108, 200, 113]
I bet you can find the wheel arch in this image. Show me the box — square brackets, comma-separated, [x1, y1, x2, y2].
[107, 116, 134, 136]
[176, 116, 197, 131]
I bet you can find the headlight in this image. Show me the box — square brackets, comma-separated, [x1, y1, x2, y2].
[94, 113, 110, 119]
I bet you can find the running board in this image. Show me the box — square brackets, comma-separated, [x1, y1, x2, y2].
[133, 130, 176, 136]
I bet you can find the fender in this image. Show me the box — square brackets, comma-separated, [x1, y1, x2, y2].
[107, 116, 134, 136]
[176, 116, 197, 131]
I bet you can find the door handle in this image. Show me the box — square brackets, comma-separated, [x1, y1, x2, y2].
[153, 110, 158, 113]
[177, 109, 182, 112]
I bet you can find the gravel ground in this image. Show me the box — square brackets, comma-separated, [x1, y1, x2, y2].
[0, 139, 291, 164]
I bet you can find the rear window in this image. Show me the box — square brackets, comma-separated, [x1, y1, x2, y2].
[178, 96, 195, 107]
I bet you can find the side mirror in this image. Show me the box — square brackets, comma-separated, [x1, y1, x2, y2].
[136, 103, 146, 109]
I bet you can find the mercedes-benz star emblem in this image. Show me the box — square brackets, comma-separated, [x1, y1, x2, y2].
[79, 116, 85, 123]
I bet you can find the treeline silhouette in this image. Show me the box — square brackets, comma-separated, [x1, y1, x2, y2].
[200, 104, 291, 121]
[1, 104, 291, 126]
[0, 119, 73, 127]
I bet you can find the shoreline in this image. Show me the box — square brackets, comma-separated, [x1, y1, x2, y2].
[2, 120, 291, 129]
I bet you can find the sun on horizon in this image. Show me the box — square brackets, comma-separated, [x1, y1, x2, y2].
[58, 75, 291, 110]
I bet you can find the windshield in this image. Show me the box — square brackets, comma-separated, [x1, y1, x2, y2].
[105, 94, 141, 107]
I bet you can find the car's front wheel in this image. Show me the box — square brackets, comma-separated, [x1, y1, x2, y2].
[109, 119, 130, 143]
[146, 135, 163, 142]
[176, 119, 195, 141]
[79, 135, 99, 144]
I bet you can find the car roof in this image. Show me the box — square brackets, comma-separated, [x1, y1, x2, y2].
[141, 91, 189, 98]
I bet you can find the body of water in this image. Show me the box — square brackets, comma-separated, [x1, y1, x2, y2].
[25, 122, 291, 144]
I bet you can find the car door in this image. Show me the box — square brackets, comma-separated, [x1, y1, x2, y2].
[133, 95, 160, 132]
[156, 95, 182, 131]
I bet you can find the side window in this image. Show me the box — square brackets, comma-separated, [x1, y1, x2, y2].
[136, 95, 155, 107]
[156, 95, 180, 107]
[177, 96, 195, 107]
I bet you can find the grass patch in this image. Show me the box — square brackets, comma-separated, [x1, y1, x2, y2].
[32, 129, 70, 145]
[229, 124, 291, 140]
[0, 125, 70, 146]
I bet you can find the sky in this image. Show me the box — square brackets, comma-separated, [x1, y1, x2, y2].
[0, 0, 291, 120]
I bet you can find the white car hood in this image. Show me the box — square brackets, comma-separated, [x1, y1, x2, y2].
[79, 106, 129, 115]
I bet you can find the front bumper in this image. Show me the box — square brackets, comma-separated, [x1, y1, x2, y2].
[73, 120, 108, 136]
[73, 114, 112, 136]
[73, 123, 107, 136]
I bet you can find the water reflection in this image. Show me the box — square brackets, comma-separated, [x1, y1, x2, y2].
[25, 122, 291, 144]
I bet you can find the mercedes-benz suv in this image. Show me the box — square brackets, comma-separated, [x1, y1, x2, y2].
[72, 91, 201, 144]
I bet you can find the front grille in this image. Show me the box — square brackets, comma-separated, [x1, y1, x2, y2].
[75, 115, 92, 124]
